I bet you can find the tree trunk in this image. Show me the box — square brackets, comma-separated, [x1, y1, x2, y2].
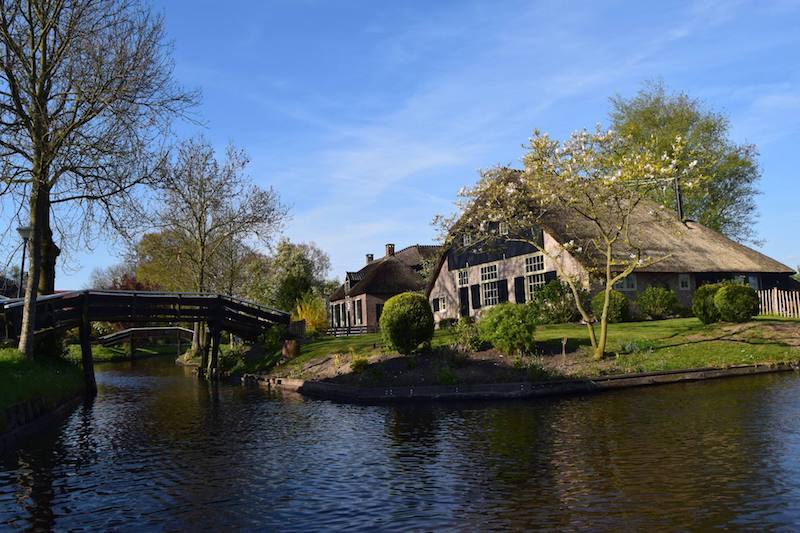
[18, 189, 45, 358]
[35, 189, 63, 358]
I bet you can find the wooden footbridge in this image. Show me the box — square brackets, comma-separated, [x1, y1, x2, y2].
[0, 290, 290, 394]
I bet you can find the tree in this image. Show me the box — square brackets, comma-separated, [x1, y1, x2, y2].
[134, 230, 195, 292]
[445, 128, 695, 359]
[292, 291, 328, 335]
[610, 81, 760, 242]
[244, 239, 333, 311]
[88, 260, 155, 291]
[154, 137, 287, 358]
[0, 0, 197, 357]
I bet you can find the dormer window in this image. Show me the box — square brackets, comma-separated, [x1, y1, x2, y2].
[462, 234, 472, 247]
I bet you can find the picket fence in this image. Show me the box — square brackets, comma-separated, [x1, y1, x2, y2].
[758, 288, 800, 319]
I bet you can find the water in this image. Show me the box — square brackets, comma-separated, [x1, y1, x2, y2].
[3, 357, 800, 530]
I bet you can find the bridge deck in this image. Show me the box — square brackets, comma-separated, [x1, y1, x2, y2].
[1, 290, 290, 341]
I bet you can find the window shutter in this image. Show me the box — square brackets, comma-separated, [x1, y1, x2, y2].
[432, 298, 440, 312]
[514, 276, 526, 303]
[544, 271, 558, 284]
[470, 284, 481, 309]
[459, 287, 470, 316]
[498, 279, 509, 303]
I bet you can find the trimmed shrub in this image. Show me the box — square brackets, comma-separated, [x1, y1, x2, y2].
[530, 280, 583, 324]
[591, 290, 630, 323]
[379, 292, 435, 355]
[438, 318, 458, 330]
[452, 317, 483, 352]
[476, 303, 537, 355]
[637, 286, 678, 320]
[692, 283, 723, 324]
[714, 284, 760, 323]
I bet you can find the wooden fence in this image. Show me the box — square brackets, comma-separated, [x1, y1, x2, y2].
[758, 288, 800, 318]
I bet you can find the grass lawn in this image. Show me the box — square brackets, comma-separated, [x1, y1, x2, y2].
[270, 317, 800, 384]
[66, 343, 183, 363]
[0, 348, 84, 412]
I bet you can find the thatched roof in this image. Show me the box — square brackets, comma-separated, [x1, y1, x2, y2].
[331, 244, 441, 301]
[536, 201, 792, 274]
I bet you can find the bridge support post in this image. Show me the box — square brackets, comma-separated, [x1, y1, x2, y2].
[207, 325, 221, 379]
[128, 335, 136, 360]
[79, 294, 97, 396]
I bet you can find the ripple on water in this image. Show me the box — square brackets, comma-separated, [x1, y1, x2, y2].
[3, 359, 800, 530]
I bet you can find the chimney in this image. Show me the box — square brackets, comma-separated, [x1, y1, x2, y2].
[366, 253, 374, 264]
[385, 243, 395, 256]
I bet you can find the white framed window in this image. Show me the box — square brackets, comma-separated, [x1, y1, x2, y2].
[526, 273, 547, 301]
[457, 270, 469, 287]
[678, 274, 690, 291]
[480, 264, 499, 306]
[613, 273, 637, 292]
[525, 253, 545, 274]
[438, 297, 446, 311]
[499, 222, 509, 235]
[462, 234, 472, 247]
[353, 299, 362, 325]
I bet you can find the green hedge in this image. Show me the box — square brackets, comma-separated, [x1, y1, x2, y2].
[591, 290, 630, 323]
[637, 286, 678, 320]
[714, 284, 760, 323]
[379, 292, 434, 355]
[477, 303, 537, 355]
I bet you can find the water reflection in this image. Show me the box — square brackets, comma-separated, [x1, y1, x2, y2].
[3, 357, 800, 530]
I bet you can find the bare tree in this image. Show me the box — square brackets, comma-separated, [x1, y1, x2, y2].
[156, 136, 288, 358]
[0, 0, 197, 357]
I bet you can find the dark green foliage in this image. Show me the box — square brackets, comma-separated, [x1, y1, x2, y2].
[350, 357, 369, 373]
[452, 317, 483, 351]
[438, 318, 458, 330]
[610, 81, 760, 243]
[477, 303, 537, 355]
[692, 283, 723, 324]
[714, 284, 760, 323]
[591, 290, 630, 323]
[379, 292, 434, 355]
[637, 286, 678, 320]
[530, 280, 582, 324]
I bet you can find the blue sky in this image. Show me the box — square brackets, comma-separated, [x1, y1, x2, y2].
[37, 1, 800, 287]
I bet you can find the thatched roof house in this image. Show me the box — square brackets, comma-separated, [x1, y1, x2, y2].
[426, 200, 795, 324]
[330, 243, 440, 331]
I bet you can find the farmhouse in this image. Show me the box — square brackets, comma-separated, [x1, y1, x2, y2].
[330, 243, 440, 332]
[426, 203, 797, 324]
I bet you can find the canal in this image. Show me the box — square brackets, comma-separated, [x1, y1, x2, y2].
[3, 356, 800, 530]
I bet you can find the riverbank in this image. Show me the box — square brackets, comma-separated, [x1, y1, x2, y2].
[259, 318, 800, 400]
[0, 348, 84, 414]
[0, 348, 85, 449]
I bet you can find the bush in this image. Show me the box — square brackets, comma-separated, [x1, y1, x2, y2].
[591, 290, 630, 323]
[452, 317, 483, 351]
[476, 303, 537, 355]
[619, 339, 658, 354]
[350, 356, 369, 373]
[692, 283, 723, 324]
[714, 284, 760, 323]
[637, 286, 678, 320]
[530, 280, 582, 324]
[292, 292, 328, 335]
[379, 292, 434, 355]
[438, 318, 458, 330]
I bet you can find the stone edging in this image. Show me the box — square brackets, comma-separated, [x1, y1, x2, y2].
[244, 362, 800, 403]
[0, 395, 84, 455]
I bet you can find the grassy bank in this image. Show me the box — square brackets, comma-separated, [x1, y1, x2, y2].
[0, 348, 84, 412]
[268, 318, 800, 386]
[66, 343, 182, 363]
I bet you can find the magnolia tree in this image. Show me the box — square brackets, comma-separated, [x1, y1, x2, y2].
[441, 128, 700, 359]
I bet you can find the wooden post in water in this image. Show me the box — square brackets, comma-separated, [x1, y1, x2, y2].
[79, 293, 98, 396]
[128, 334, 136, 360]
[208, 325, 221, 379]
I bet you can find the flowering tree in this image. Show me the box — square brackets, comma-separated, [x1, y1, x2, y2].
[442, 128, 700, 359]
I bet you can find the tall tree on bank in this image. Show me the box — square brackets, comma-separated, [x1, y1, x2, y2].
[610, 81, 760, 243]
[155, 137, 287, 356]
[0, 0, 197, 357]
[444, 128, 696, 359]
